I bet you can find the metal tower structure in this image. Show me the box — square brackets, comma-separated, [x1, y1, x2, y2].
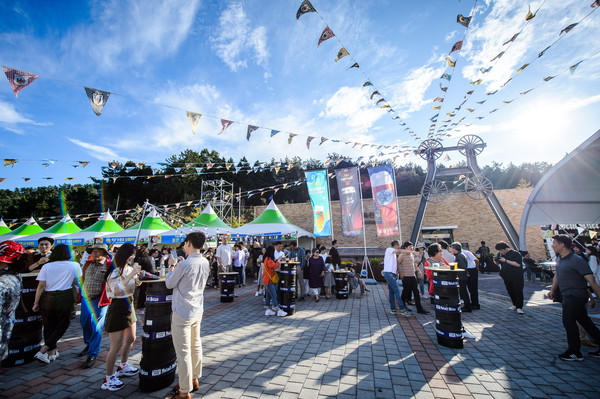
[409, 135, 520, 249]
[201, 179, 234, 225]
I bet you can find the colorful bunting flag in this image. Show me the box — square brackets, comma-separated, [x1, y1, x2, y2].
[206, 163, 214, 170]
[363, 81, 373, 87]
[491, 51, 505, 62]
[501, 78, 512, 87]
[543, 76, 555, 82]
[590, 230, 598, 239]
[247, 125, 259, 141]
[270, 130, 280, 137]
[186, 111, 202, 134]
[306, 136, 315, 149]
[319, 137, 328, 145]
[219, 119, 233, 135]
[3, 159, 18, 167]
[449, 40, 463, 54]
[23, 177, 30, 181]
[0, 178, 5, 184]
[486, 91, 497, 95]
[445, 57, 456, 67]
[440, 73, 452, 81]
[2, 66, 38, 97]
[503, 33, 519, 45]
[430, 114, 439, 121]
[440, 84, 448, 92]
[569, 61, 582, 74]
[560, 23, 578, 35]
[335, 47, 349, 62]
[348, 63, 359, 69]
[468, 79, 482, 85]
[525, 5, 536, 21]
[480, 66, 492, 73]
[370, 91, 380, 99]
[380, 105, 391, 109]
[538, 46, 550, 58]
[376, 98, 386, 105]
[318, 26, 335, 46]
[592, 1, 600, 7]
[503, 100, 515, 104]
[288, 133, 297, 144]
[520, 89, 534, 95]
[457, 14, 472, 27]
[433, 97, 444, 103]
[296, 0, 316, 19]
[84, 87, 110, 116]
[225, 163, 232, 170]
[466, 108, 475, 112]
[431, 105, 441, 110]
[517, 63, 529, 73]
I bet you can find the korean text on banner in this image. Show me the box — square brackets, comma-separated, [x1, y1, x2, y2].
[305, 170, 332, 237]
[334, 167, 363, 237]
[367, 165, 399, 237]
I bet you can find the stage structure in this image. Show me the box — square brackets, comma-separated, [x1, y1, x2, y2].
[201, 179, 234, 225]
[409, 135, 520, 249]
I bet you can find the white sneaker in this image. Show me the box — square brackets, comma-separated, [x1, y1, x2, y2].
[34, 351, 50, 364]
[48, 350, 59, 362]
[116, 362, 139, 377]
[101, 375, 124, 391]
[421, 294, 429, 299]
[255, 291, 260, 297]
[462, 330, 476, 339]
[516, 308, 524, 314]
[276, 309, 287, 317]
[508, 305, 516, 311]
[265, 309, 276, 316]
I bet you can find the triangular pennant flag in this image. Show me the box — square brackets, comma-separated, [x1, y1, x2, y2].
[318, 26, 335, 47]
[520, 89, 534, 95]
[3, 159, 18, 167]
[23, 177, 30, 181]
[592, 0, 600, 8]
[288, 133, 297, 144]
[431, 105, 441, 110]
[84, 87, 111, 116]
[219, 119, 234, 135]
[577, 227, 585, 235]
[2, 66, 38, 97]
[543, 76, 555, 82]
[109, 162, 119, 169]
[173, 167, 182, 173]
[517, 63, 529, 74]
[335, 47, 349, 62]
[560, 23, 578, 35]
[433, 97, 444, 103]
[306, 136, 315, 149]
[445, 57, 456, 67]
[480, 66, 492, 73]
[468, 79, 482, 85]
[235, 166, 241, 174]
[77, 161, 90, 167]
[274, 166, 280, 174]
[491, 51, 505, 61]
[440, 84, 448, 92]
[440, 73, 452, 81]
[206, 163, 214, 170]
[363, 81, 372, 87]
[503, 33, 519, 45]
[376, 98, 386, 105]
[590, 230, 597, 239]
[247, 125, 259, 141]
[225, 163, 232, 170]
[137, 162, 146, 169]
[525, 5, 536, 21]
[186, 111, 202, 135]
[503, 99, 515, 104]
[296, 0, 316, 20]
[569, 61, 582, 74]
[270, 130, 280, 137]
[370, 91, 380, 99]
[319, 137, 328, 145]
[195, 168, 203, 174]
[449, 41, 463, 54]
[0, 178, 5, 184]
[538, 46, 550, 58]
[457, 14, 471, 27]
[348, 63, 359, 69]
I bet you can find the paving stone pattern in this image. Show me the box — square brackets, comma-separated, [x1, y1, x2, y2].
[1, 274, 599, 398]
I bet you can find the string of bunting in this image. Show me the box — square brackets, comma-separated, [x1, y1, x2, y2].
[295, 0, 417, 140]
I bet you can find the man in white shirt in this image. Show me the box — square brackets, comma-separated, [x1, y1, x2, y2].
[382, 241, 410, 316]
[215, 236, 232, 290]
[274, 241, 286, 262]
[439, 241, 455, 263]
[463, 249, 480, 309]
[165, 232, 210, 399]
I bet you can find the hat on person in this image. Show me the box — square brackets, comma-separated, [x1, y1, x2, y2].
[416, 242, 426, 249]
[0, 241, 25, 264]
[86, 243, 110, 255]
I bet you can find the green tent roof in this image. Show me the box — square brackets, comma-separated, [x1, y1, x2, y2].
[42, 214, 82, 234]
[124, 209, 172, 231]
[0, 219, 11, 235]
[185, 204, 230, 228]
[81, 212, 123, 233]
[247, 200, 293, 225]
[10, 217, 44, 236]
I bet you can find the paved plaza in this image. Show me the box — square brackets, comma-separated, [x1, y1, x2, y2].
[1, 274, 599, 399]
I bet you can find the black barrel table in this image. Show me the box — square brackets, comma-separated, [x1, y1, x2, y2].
[1, 273, 43, 367]
[333, 270, 349, 299]
[427, 267, 463, 349]
[219, 272, 238, 303]
[277, 261, 297, 315]
[139, 280, 176, 392]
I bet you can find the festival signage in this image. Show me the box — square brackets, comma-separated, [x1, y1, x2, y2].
[334, 167, 363, 237]
[367, 165, 399, 237]
[305, 170, 332, 237]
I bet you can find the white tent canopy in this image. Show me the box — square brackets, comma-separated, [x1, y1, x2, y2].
[233, 200, 314, 238]
[520, 129, 600, 249]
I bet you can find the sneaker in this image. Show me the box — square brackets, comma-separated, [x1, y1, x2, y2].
[390, 309, 397, 314]
[34, 351, 50, 364]
[421, 294, 429, 299]
[116, 363, 139, 377]
[558, 352, 583, 362]
[255, 291, 260, 297]
[516, 308, 524, 315]
[508, 305, 516, 311]
[398, 309, 411, 316]
[462, 329, 476, 339]
[276, 309, 287, 317]
[49, 350, 59, 362]
[589, 349, 600, 358]
[265, 309, 276, 316]
[101, 375, 124, 391]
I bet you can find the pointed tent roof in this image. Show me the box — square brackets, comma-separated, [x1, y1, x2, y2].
[104, 209, 171, 244]
[185, 204, 230, 229]
[57, 212, 123, 245]
[8, 217, 44, 237]
[233, 200, 314, 238]
[15, 214, 82, 246]
[0, 218, 11, 236]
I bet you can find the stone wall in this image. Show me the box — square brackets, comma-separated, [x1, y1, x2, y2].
[254, 188, 547, 261]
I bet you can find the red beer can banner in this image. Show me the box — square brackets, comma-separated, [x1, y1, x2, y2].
[334, 167, 363, 237]
[367, 165, 399, 237]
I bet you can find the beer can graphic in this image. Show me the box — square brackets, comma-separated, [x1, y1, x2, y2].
[369, 168, 398, 237]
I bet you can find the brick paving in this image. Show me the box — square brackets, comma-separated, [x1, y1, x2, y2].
[1, 274, 600, 398]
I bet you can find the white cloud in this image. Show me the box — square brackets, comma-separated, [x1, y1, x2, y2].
[387, 63, 446, 118]
[323, 87, 384, 131]
[209, 2, 269, 72]
[68, 137, 121, 161]
[0, 99, 53, 134]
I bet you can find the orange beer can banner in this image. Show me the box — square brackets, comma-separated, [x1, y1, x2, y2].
[305, 170, 332, 237]
[367, 165, 399, 237]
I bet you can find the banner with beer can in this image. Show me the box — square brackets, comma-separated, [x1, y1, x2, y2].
[305, 169, 332, 237]
[334, 166, 363, 237]
[367, 164, 399, 237]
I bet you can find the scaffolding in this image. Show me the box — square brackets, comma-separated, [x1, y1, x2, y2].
[201, 179, 234, 225]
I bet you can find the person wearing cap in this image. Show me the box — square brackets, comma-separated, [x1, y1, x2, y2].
[79, 243, 113, 368]
[28, 236, 54, 272]
[0, 241, 25, 360]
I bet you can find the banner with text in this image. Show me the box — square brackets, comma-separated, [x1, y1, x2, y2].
[367, 164, 399, 237]
[334, 167, 363, 237]
[305, 169, 332, 237]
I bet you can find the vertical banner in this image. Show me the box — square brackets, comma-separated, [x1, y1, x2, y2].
[334, 167, 364, 237]
[367, 165, 399, 237]
[305, 170, 332, 237]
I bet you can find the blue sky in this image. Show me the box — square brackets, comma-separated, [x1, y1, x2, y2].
[1, 0, 599, 190]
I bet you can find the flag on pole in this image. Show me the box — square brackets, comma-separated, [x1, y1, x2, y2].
[334, 167, 363, 237]
[367, 164, 399, 237]
[305, 170, 332, 236]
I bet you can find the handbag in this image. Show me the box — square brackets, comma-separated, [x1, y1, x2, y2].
[270, 270, 279, 284]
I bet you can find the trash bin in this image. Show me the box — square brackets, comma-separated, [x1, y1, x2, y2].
[277, 261, 296, 315]
[1, 274, 42, 367]
[333, 271, 349, 299]
[219, 272, 238, 303]
[139, 280, 176, 392]
[430, 268, 463, 349]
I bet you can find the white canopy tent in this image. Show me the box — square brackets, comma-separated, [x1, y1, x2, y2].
[233, 200, 314, 240]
